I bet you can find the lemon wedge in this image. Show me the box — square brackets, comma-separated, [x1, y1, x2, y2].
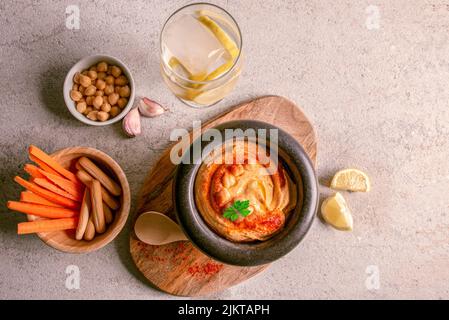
[321, 192, 353, 231]
[330, 168, 371, 192]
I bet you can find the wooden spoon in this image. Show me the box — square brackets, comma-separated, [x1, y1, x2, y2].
[134, 211, 188, 245]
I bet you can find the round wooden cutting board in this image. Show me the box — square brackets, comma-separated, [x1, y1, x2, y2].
[130, 96, 317, 296]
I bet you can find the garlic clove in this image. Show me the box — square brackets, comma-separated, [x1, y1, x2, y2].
[122, 108, 141, 137]
[138, 97, 165, 118]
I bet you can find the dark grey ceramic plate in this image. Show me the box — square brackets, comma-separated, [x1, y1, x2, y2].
[173, 120, 318, 266]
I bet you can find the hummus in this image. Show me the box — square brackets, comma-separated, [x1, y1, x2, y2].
[194, 140, 297, 242]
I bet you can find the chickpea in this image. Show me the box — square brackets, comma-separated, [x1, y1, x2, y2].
[72, 83, 79, 91]
[117, 97, 128, 109]
[81, 70, 88, 76]
[114, 75, 128, 86]
[86, 96, 94, 106]
[76, 101, 87, 114]
[73, 72, 81, 84]
[84, 85, 97, 96]
[230, 164, 244, 176]
[110, 65, 122, 78]
[101, 102, 111, 112]
[97, 72, 106, 80]
[84, 106, 93, 115]
[70, 90, 82, 101]
[95, 90, 104, 96]
[222, 173, 236, 188]
[118, 85, 130, 98]
[97, 61, 108, 72]
[215, 189, 231, 207]
[79, 85, 85, 95]
[97, 111, 110, 122]
[79, 74, 91, 88]
[78, 97, 85, 103]
[86, 110, 98, 121]
[110, 106, 121, 117]
[107, 66, 113, 75]
[105, 75, 115, 85]
[108, 92, 120, 105]
[104, 84, 114, 95]
[87, 70, 98, 80]
[96, 79, 106, 90]
[93, 96, 103, 109]
[114, 86, 120, 93]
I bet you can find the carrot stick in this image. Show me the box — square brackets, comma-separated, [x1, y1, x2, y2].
[14, 176, 79, 209]
[17, 218, 78, 235]
[7, 201, 78, 219]
[24, 164, 46, 179]
[37, 168, 83, 199]
[28, 145, 80, 184]
[29, 154, 62, 177]
[20, 191, 63, 208]
[33, 178, 82, 202]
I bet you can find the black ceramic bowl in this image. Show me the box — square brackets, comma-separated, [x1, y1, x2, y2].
[173, 120, 318, 266]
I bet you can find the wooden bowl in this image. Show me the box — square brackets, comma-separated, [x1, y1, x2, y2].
[27, 147, 131, 253]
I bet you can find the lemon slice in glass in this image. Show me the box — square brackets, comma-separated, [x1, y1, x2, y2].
[330, 168, 371, 192]
[321, 192, 353, 231]
[168, 57, 192, 78]
[179, 14, 241, 104]
[197, 15, 239, 59]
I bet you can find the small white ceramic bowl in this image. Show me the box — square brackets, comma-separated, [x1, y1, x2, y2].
[63, 54, 135, 126]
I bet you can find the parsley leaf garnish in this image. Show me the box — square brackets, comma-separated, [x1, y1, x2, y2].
[223, 200, 251, 221]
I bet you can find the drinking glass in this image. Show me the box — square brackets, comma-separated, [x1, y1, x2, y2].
[160, 3, 243, 108]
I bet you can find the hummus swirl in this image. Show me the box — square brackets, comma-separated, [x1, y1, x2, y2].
[194, 141, 297, 242]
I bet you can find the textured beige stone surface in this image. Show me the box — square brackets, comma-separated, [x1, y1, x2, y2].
[1, 0, 448, 299]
